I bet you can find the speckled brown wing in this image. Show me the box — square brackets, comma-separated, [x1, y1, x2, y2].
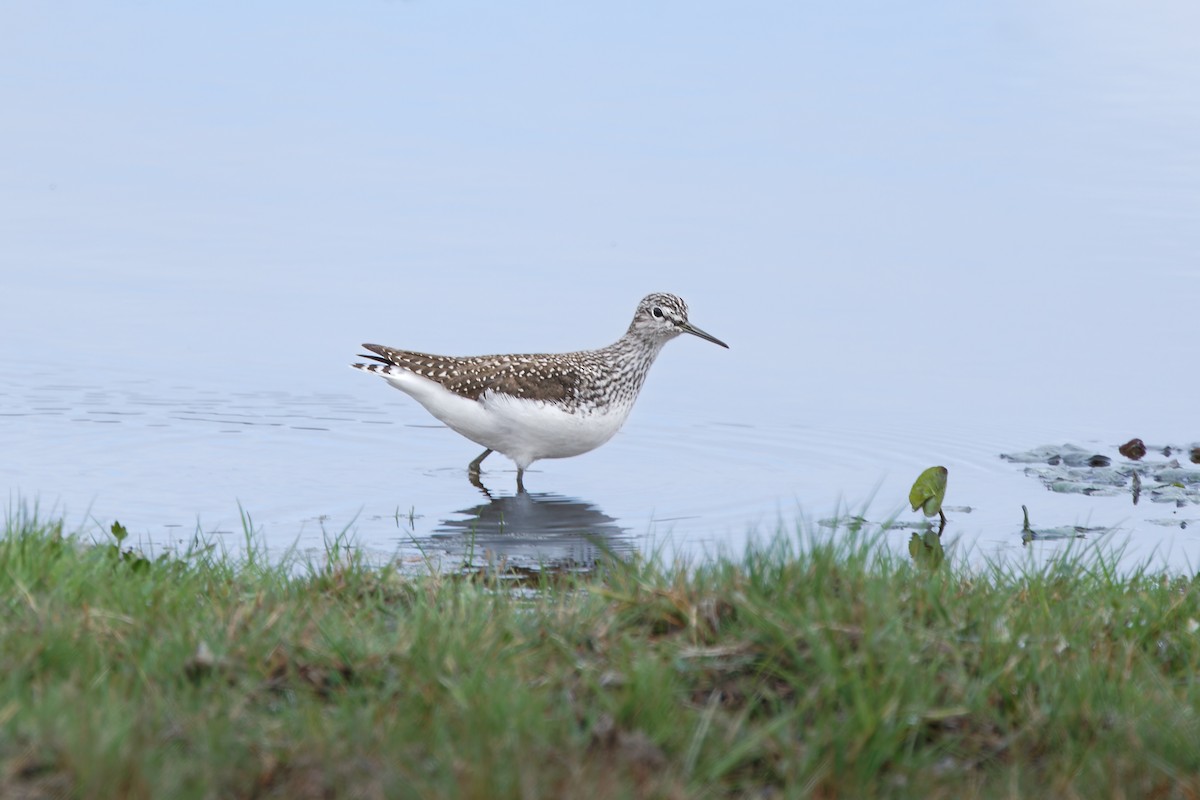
[358, 343, 579, 405]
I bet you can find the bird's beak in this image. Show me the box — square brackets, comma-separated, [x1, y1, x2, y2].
[679, 321, 729, 349]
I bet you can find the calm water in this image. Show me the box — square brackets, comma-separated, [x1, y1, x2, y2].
[3, 3, 1199, 570]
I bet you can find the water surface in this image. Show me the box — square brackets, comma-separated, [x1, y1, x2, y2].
[3, 2, 1198, 570]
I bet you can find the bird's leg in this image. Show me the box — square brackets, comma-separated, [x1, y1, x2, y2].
[468, 448, 493, 475]
[516, 467, 527, 494]
[937, 509, 947, 535]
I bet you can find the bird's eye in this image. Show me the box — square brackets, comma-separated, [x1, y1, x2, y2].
[652, 307, 664, 319]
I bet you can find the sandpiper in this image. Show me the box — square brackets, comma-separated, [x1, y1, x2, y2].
[352, 292, 727, 491]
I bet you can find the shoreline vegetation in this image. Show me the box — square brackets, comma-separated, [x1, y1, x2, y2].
[3, 509, 1200, 799]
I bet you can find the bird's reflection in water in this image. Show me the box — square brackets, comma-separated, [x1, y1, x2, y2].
[431, 482, 632, 570]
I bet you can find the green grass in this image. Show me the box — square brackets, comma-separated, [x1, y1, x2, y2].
[3, 508, 1200, 799]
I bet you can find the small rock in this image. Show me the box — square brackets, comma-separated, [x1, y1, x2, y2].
[1119, 438, 1147, 460]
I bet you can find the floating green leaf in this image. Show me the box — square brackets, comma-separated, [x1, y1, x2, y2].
[909, 466, 949, 522]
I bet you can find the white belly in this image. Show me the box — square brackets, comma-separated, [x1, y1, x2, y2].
[380, 371, 633, 469]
